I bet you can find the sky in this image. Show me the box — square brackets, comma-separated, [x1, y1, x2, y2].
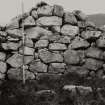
[0, 0, 105, 26]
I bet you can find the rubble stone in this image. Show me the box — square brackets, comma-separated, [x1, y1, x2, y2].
[64, 12, 77, 24]
[0, 61, 7, 73]
[53, 5, 64, 17]
[49, 43, 67, 51]
[86, 47, 104, 60]
[37, 5, 53, 16]
[61, 25, 79, 37]
[22, 16, 36, 26]
[2, 42, 20, 50]
[38, 48, 63, 63]
[48, 63, 66, 73]
[19, 46, 35, 55]
[29, 59, 48, 73]
[36, 16, 62, 26]
[73, 10, 87, 21]
[0, 52, 6, 61]
[25, 26, 52, 39]
[96, 36, 105, 48]
[64, 50, 84, 65]
[7, 53, 34, 68]
[81, 31, 101, 40]
[35, 40, 49, 48]
[84, 58, 103, 71]
[6, 29, 23, 38]
[69, 37, 90, 49]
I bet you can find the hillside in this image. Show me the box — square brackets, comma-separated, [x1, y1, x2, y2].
[88, 14, 105, 27]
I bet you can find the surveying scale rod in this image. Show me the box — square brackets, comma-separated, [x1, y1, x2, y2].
[21, 0, 26, 85]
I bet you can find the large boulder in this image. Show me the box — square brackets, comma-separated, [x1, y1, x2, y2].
[7, 53, 34, 68]
[36, 16, 62, 26]
[25, 26, 52, 39]
[38, 48, 63, 63]
[29, 59, 48, 73]
[61, 25, 79, 37]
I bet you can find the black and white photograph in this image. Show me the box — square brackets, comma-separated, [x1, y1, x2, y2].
[0, 0, 105, 105]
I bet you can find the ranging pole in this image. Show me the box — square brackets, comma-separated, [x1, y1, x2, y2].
[21, 0, 26, 84]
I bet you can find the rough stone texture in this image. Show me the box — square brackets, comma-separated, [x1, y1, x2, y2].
[35, 40, 49, 48]
[53, 5, 64, 17]
[2, 42, 20, 50]
[64, 12, 77, 24]
[49, 43, 67, 51]
[0, 52, 6, 61]
[36, 16, 62, 26]
[69, 37, 90, 49]
[81, 31, 101, 40]
[19, 46, 35, 55]
[41, 34, 60, 42]
[84, 58, 103, 71]
[56, 36, 71, 44]
[29, 59, 48, 73]
[38, 48, 63, 63]
[0, 61, 7, 73]
[6, 29, 23, 38]
[61, 25, 79, 37]
[7, 68, 35, 80]
[64, 50, 84, 65]
[25, 27, 52, 39]
[7, 53, 34, 68]
[37, 5, 53, 16]
[86, 47, 104, 60]
[48, 63, 66, 73]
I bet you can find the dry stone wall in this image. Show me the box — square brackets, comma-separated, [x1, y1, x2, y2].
[0, 2, 105, 81]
